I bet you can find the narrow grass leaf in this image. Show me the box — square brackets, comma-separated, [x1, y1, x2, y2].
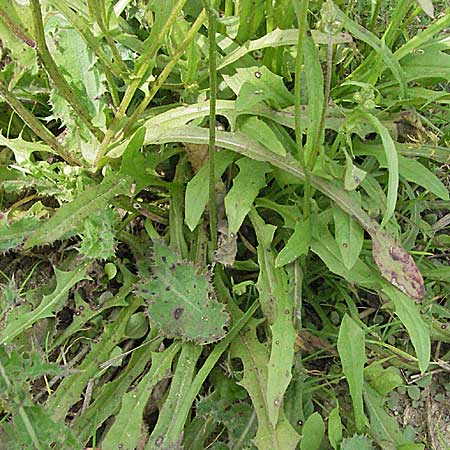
[300, 412, 325, 450]
[337, 314, 367, 433]
[335, 7, 406, 96]
[382, 285, 430, 373]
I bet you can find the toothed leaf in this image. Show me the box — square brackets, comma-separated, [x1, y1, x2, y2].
[136, 241, 230, 344]
[24, 175, 130, 249]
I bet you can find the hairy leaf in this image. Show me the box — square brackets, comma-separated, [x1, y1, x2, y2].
[136, 240, 230, 344]
[0, 263, 90, 345]
[24, 175, 130, 249]
[341, 435, 374, 450]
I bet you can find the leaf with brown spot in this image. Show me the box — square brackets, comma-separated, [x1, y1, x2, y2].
[371, 230, 425, 301]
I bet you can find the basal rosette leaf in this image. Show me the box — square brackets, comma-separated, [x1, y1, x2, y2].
[136, 241, 229, 344]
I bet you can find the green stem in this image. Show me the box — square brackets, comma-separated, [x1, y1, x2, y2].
[308, 31, 333, 171]
[203, 1, 218, 252]
[89, 0, 127, 73]
[0, 81, 81, 166]
[122, 10, 207, 139]
[30, 0, 104, 142]
[0, 9, 35, 48]
[293, 0, 310, 219]
[93, 0, 187, 166]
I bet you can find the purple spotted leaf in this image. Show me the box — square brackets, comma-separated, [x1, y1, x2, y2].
[371, 230, 425, 301]
[135, 240, 230, 344]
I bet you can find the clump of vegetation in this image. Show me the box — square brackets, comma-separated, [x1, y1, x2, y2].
[1, 0, 450, 449]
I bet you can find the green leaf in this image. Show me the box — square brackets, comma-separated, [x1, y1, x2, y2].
[250, 210, 296, 427]
[353, 145, 449, 201]
[328, 406, 343, 450]
[24, 175, 130, 249]
[225, 158, 270, 235]
[341, 435, 374, 450]
[365, 361, 403, 396]
[416, 0, 434, 18]
[333, 205, 364, 270]
[78, 209, 118, 260]
[136, 240, 230, 344]
[337, 314, 367, 433]
[0, 263, 90, 345]
[372, 229, 425, 301]
[311, 220, 375, 286]
[335, 7, 406, 97]
[224, 66, 293, 110]
[231, 322, 300, 450]
[364, 384, 408, 449]
[185, 150, 236, 231]
[357, 112, 399, 228]
[0, 216, 39, 252]
[304, 36, 324, 167]
[382, 285, 430, 373]
[217, 28, 353, 70]
[101, 343, 181, 450]
[275, 218, 311, 267]
[344, 151, 367, 191]
[300, 412, 325, 450]
[0, 133, 53, 164]
[240, 116, 287, 156]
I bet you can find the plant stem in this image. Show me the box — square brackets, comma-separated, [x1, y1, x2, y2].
[293, 0, 311, 219]
[30, 0, 104, 142]
[122, 10, 207, 138]
[93, 0, 187, 167]
[0, 9, 35, 48]
[203, 0, 218, 252]
[309, 30, 333, 171]
[0, 81, 81, 166]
